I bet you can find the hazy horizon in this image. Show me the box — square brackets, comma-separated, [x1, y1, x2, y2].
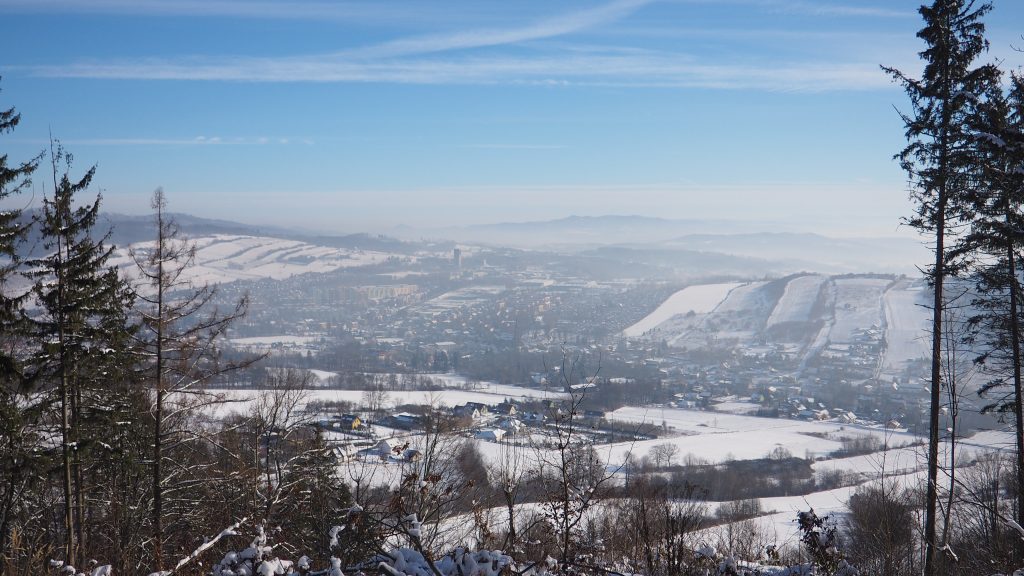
[3, 0, 1022, 238]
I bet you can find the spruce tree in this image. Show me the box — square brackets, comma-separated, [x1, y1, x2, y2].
[966, 72, 1024, 540]
[0, 82, 38, 363]
[275, 430, 354, 560]
[0, 80, 42, 567]
[25, 141, 133, 565]
[883, 1, 999, 572]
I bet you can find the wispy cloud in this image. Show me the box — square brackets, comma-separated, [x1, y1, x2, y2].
[16, 0, 918, 91]
[13, 135, 311, 146]
[0, 0, 398, 22]
[30, 50, 900, 92]
[339, 0, 652, 59]
[761, 1, 912, 18]
[674, 0, 912, 19]
[0, 0, 911, 21]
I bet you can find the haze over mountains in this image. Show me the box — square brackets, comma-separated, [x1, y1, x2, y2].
[83, 212, 927, 280]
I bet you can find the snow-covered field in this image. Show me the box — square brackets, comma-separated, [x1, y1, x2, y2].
[230, 335, 323, 346]
[228, 335, 327, 353]
[624, 282, 742, 337]
[718, 468, 927, 550]
[766, 275, 827, 328]
[110, 234, 398, 287]
[602, 406, 920, 464]
[710, 400, 762, 415]
[708, 281, 773, 334]
[205, 375, 566, 418]
[412, 286, 506, 316]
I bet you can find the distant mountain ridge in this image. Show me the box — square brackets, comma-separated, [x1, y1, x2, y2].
[15, 210, 419, 256]
[392, 214, 762, 247]
[394, 214, 926, 274]
[13, 210, 925, 276]
[657, 232, 926, 274]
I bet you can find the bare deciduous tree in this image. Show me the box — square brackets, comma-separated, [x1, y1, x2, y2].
[131, 188, 259, 570]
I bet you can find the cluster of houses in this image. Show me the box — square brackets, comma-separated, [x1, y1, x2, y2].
[314, 396, 611, 464]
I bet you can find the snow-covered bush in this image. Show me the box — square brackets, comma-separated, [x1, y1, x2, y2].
[795, 510, 857, 576]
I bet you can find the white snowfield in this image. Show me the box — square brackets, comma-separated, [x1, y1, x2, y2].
[766, 275, 827, 328]
[465, 428, 1008, 554]
[879, 278, 930, 380]
[624, 282, 742, 337]
[602, 406, 919, 464]
[706, 468, 928, 551]
[828, 277, 890, 344]
[667, 281, 774, 347]
[204, 374, 566, 419]
[230, 335, 324, 346]
[110, 234, 399, 287]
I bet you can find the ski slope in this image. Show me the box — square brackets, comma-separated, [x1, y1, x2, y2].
[766, 275, 827, 328]
[828, 277, 890, 344]
[879, 279, 930, 380]
[624, 282, 742, 337]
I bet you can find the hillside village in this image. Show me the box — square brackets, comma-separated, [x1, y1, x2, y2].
[193, 241, 938, 436]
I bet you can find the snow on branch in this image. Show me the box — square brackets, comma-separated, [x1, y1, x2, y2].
[147, 516, 247, 576]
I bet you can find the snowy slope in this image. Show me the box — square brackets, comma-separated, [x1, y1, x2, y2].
[109, 234, 402, 287]
[828, 277, 890, 344]
[624, 282, 742, 337]
[879, 279, 930, 380]
[766, 275, 827, 328]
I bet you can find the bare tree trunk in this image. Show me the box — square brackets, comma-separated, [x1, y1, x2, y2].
[153, 385, 163, 571]
[152, 198, 166, 572]
[53, 150, 75, 564]
[60, 362, 74, 564]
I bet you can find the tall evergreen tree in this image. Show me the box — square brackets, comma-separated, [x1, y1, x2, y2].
[0, 81, 38, 362]
[24, 141, 133, 565]
[0, 79, 43, 569]
[966, 71, 1024, 539]
[883, 1, 999, 572]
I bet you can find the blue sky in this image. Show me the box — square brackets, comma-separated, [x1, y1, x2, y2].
[1, 0, 1022, 236]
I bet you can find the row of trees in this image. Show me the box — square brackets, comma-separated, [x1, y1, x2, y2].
[884, 0, 1024, 573]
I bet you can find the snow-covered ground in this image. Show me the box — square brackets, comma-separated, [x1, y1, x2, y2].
[715, 468, 927, 550]
[828, 277, 890, 344]
[766, 275, 827, 328]
[205, 376, 566, 418]
[411, 286, 506, 316]
[110, 234, 399, 287]
[879, 278, 930, 381]
[710, 400, 762, 415]
[228, 335, 327, 354]
[602, 406, 920, 464]
[665, 282, 776, 348]
[624, 282, 742, 337]
[230, 335, 324, 346]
